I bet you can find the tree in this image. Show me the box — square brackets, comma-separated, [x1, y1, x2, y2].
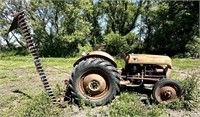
[0, 0, 24, 50]
[1, 0, 198, 57]
[97, 0, 146, 55]
[142, 1, 199, 56]
[0, 0, 93, 57]
[28, 0, 94, 56]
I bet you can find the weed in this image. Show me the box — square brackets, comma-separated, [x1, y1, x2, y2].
[115, 58, 125, 68]
[109, 92, 163, 117]
[86, 109, 92, 117]
[18, 94, 63, 117]
[99, 106, 107, 117]
[80, 99, 86, 110]
[164, 74, 200, 110]
[147, 105, 163, 117]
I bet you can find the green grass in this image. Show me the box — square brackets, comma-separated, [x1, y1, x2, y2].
[172, 58, 200, 69]
[0, 55, 199, 116]
[0, 55, 74, 116]
[109, 92, 163, 117]
[18, 94, 63, 117]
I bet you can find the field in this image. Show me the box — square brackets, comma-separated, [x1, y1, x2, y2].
[0, 55, 200, 117]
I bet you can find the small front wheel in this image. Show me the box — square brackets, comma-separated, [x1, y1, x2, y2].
[70, 58, 120, 106]
[152, 79, 183, 104]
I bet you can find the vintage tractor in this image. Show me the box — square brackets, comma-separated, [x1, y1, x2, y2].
[8, 11, 183, 106]
[69, 51, 183, 105]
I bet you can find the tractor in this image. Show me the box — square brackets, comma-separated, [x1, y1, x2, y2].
[70, 51, 183, 105]
[8, 11, 183, 106]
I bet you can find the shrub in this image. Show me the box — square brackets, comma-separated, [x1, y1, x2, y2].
[76, 42, 92, 56]
[185, 36, 200, 58]
[104, 32, 138, 56]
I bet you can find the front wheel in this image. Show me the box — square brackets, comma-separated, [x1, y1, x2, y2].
[152, 79, 183, 104]
[69, 58, 120, 106]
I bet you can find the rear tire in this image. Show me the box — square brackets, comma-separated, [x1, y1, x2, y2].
[152, 79, 183, 104]
[70, 58, 120, 106]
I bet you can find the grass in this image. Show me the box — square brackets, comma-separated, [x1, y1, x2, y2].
[109, 92, 163, 117]
[172, 58, 200, 69]
[0, 55, 199, 116]
[18, 94, 63, 117]
[0, 55, 74, 116]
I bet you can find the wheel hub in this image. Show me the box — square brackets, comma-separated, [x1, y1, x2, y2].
[160, 86, 177, 101]
[88, 80, 100, 91]
[83, 74, 106, 95]
[163, 90, 172, 98]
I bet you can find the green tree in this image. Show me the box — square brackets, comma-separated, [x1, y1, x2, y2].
[142, 1, 199, 56]
[104, 32, 138, 56]
[0, 0, 25, 50]
[98, 0, 145, 55]
[185, 37, 200, 57]
[28, 0, 93, 57]
[1, 0, 198, 57]
[1, 0, 93, 57]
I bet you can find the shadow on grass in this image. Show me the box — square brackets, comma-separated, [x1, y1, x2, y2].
[12, 89, 32, 99]
[120, 86, 153, 105]
[64, 85, 154, 107]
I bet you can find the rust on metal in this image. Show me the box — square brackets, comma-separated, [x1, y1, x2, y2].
[87, 51, 115, 62]
[73, 51, 117, 67]
[83, 74, 106, 95]
[159, 86, 177, 101]
[127, 54, 172, 68]
[78, 70, 110, 100]
[155, 85, 178, 103]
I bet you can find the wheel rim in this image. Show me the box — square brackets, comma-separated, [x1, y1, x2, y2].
[155, 84, 179, 103]
[78, 70, 110, 100]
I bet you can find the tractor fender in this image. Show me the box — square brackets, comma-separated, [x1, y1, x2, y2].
[74, 51, 117, 67]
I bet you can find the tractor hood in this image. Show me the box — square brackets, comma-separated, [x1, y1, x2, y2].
[127, 54, 172, 68]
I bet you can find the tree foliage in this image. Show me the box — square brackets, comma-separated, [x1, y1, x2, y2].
[0, 0, 199, 57]
[142, 1, 199, 56]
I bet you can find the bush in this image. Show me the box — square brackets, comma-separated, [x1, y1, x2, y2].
[104, 32, 138, 56]
[185, 36, 200, 58]
[0, 48, 29, 57]
[76, 42, 92, 56]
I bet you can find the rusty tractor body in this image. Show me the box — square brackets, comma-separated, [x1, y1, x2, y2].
[70, 51, 183, 105]
[8, 11, 183, 107]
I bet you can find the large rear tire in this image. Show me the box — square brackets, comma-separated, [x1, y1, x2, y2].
[152, 79, 183, 104]
[70, 58, 120, 106]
